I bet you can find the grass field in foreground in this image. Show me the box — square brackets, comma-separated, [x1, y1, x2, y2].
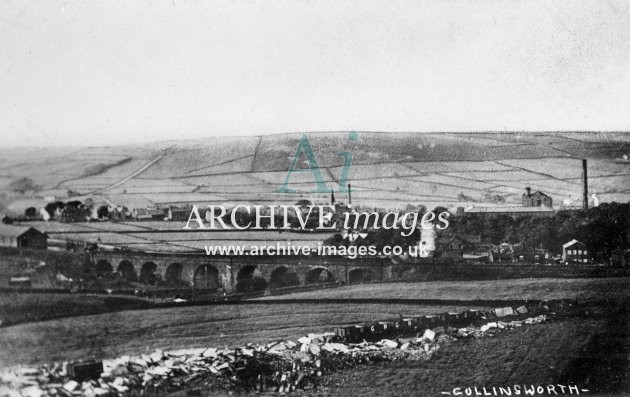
[1, 277, 626, 327]
[256, 277, 630, 302]
[0, 293, 152, 326]
[318, 319, 605, 397]
[0, 303, 493, 367]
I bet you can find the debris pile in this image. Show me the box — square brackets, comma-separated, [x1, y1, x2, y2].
[0, 308, 551, 396]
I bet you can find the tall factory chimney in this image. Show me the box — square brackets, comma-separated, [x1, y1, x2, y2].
[582, 159, 588, 210]
[348, 183, 352, 206]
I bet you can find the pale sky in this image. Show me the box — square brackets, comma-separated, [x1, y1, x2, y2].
[1, 0, 629, 147]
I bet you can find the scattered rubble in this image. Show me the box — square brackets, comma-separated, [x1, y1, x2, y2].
[0, 307, 551, 396]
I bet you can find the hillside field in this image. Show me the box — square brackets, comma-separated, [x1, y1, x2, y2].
[1, 132, 628, 214]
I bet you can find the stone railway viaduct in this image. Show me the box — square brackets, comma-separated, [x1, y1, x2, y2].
[93, 251, 399, 293]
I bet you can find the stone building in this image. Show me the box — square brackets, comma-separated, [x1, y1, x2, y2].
[522, 187, 553, 207]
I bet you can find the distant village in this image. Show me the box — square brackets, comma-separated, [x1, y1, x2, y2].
[0, 184, 626, 268]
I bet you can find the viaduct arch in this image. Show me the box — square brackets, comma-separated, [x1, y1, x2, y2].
[92, 252, 390, 294]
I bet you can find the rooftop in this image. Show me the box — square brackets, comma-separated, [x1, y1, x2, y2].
[464, 206, 555, 214]
[0, 224, 44, 237]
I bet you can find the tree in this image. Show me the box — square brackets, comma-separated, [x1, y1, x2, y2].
[432, 206, 448, 214]
[44, 203, 57, 218]
[403, 204, 416, 212]
[66, 200, 82, 208]
[295, 199, 312, 207]
[581, 203, 628, 263]
[96, 205, 109, 219]
[446, 203, 628, 262]
[431, 206, 449, 225]
[44, 201, 65, 218]
[323, 233, 344, 247]
[24, 207, 38, 217]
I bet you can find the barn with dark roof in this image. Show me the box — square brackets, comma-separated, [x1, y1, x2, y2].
[0, 225, 48, 249]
